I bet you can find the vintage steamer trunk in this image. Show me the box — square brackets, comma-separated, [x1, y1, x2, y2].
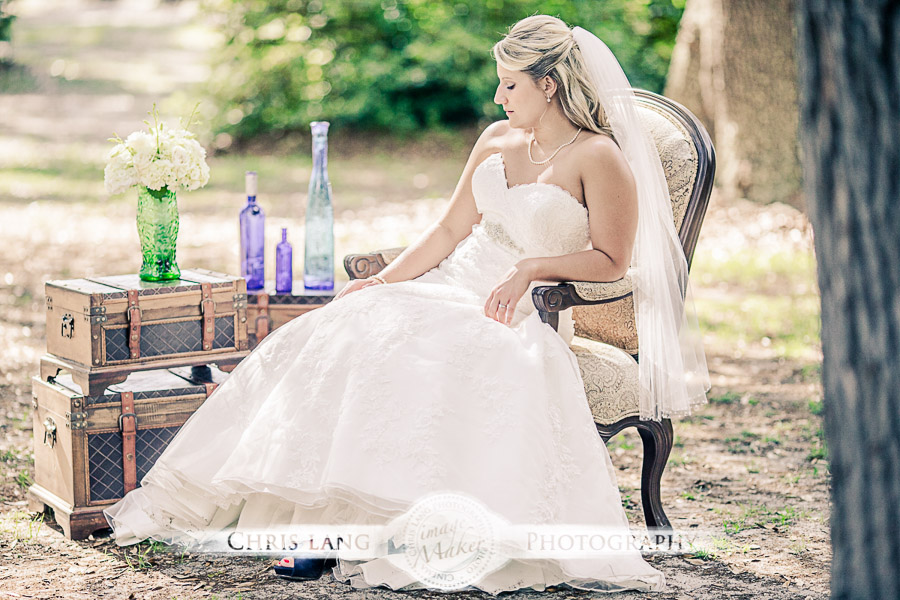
[42, 269, 249, 395]
[246, 282, 341, 349]
[29, 366, 228, 540]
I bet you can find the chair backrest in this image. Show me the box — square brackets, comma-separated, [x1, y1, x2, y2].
[572, 90, 716, 353]
[633, 89, 716, 267]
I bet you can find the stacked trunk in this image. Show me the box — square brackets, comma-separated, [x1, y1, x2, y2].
[29, 269, 250, 539]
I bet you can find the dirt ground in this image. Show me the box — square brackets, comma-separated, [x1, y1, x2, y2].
[0, 0, 830, 598]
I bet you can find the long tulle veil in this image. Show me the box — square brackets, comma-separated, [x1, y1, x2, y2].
[571, 26, 711, 420]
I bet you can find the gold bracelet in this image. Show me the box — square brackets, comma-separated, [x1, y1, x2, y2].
[370, 275, 388, 285]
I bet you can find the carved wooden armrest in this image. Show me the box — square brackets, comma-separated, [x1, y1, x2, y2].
[343, 247, 407, 280]
[531, 275, 634, 331]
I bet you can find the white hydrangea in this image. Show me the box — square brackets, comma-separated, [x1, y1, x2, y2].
[104, 114, 210, 196]
[103, 144, 138, 195]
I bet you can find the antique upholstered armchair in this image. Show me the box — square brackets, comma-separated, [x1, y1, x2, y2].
[343, 90, 715, 532]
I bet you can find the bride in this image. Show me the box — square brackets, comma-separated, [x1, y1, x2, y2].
[104, 15, 709, 595]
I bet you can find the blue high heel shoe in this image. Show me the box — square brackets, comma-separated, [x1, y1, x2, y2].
[273, 556, 338, 581]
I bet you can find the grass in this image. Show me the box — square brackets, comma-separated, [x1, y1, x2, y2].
[723, 430, 767, 454]
[607, 436, 636, 451]
[722, 503, 804, 535]
[783, 472, 802, 484]
[669, 452, 695, 467]
[788, 540, 807, 555]
[691, 248, 820, 360]
[1, 448, 32, 464]
[0, 140, 464, 212]
[0, 510, 45, 545]
[15, 469, 32, 491]
[693, 247, 817, 293]
[621, 493, 638, 511]
[688, 536, 755, 560]
[807, 438, 828, 461]
[798, 363, 822, 382]
[122, 539, 171, 571]
[709, 391, 742, 405]
[695, 293, 820, 360]
[802, 423, 829, 462]
[689, 546, 717, 560]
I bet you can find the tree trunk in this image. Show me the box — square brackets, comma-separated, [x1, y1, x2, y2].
[666, 0, 803, 210]
[795, 3, 900, 599]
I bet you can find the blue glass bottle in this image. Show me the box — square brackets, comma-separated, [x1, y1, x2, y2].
[239, 171, 265, 290]
[275, 227, 293, 294]
[304, 121, 335, 290]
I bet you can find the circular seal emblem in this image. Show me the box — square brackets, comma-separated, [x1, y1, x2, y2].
[387, 491, 510, 591]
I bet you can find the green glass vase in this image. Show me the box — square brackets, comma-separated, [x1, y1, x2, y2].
[136, 185, 181, 281]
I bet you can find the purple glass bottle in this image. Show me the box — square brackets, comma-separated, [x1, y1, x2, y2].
[275, 227, 293, 294]
[239, 171, 265, 290]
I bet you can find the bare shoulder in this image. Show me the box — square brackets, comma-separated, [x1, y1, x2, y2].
[472, 120, 519, 157]
[578, 131, 633, 180]
[481, 119, 512, 142]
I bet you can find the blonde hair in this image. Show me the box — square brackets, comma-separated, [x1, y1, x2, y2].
[491, 15, 617, 144]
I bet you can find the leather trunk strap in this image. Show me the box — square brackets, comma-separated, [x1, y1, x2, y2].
[126, 290, 141, 359]
[201, 282, 215, 351]
[256, 293, 270, 341]
[204, 382, 218, 397]
[119, 391, 137, 493]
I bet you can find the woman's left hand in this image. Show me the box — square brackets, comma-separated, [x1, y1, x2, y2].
[484, 261, 534, 326]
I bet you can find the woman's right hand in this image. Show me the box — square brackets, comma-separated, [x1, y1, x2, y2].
[333, 277, 383, 301]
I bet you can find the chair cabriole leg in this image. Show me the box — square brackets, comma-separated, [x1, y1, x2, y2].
[636, 417, 674, 534]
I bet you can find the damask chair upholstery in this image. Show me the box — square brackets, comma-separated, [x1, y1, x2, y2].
[344, 90, 715, 531]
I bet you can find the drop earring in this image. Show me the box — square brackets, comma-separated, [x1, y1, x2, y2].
[546, 96, 551, 103]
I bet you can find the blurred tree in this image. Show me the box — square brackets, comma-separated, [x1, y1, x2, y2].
[0, 0, 15, 64]
[796, 2, 899, 599]
[665, 0, 803, 211]
[202, 0, 684, 146]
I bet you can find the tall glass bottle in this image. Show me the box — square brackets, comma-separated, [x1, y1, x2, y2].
[275, 227, 293, 294]
[304, 121, 335, 290]
[239, 171, 265, 290]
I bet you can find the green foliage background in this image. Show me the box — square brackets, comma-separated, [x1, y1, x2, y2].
[202, 0, 684, 143]
[0, 0, 15, 46]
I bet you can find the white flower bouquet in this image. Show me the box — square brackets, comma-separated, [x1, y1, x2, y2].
[104, 105, 210, 281]
[104, 105, 210, 195]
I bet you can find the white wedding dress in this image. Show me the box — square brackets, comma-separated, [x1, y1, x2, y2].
[104, 152, 666, 594]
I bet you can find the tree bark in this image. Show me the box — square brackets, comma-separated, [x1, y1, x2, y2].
[795, 2, 900, 599]
[666, 0, 803, 210]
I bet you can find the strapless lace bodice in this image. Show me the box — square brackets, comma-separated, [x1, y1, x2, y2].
[472, 152, 592, 258]
[412, 152, 592, 342]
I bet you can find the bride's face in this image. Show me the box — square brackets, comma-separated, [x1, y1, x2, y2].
[494, 65, 548, 129]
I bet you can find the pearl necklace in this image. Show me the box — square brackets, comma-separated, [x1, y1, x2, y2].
[528, 127, 583, 165]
